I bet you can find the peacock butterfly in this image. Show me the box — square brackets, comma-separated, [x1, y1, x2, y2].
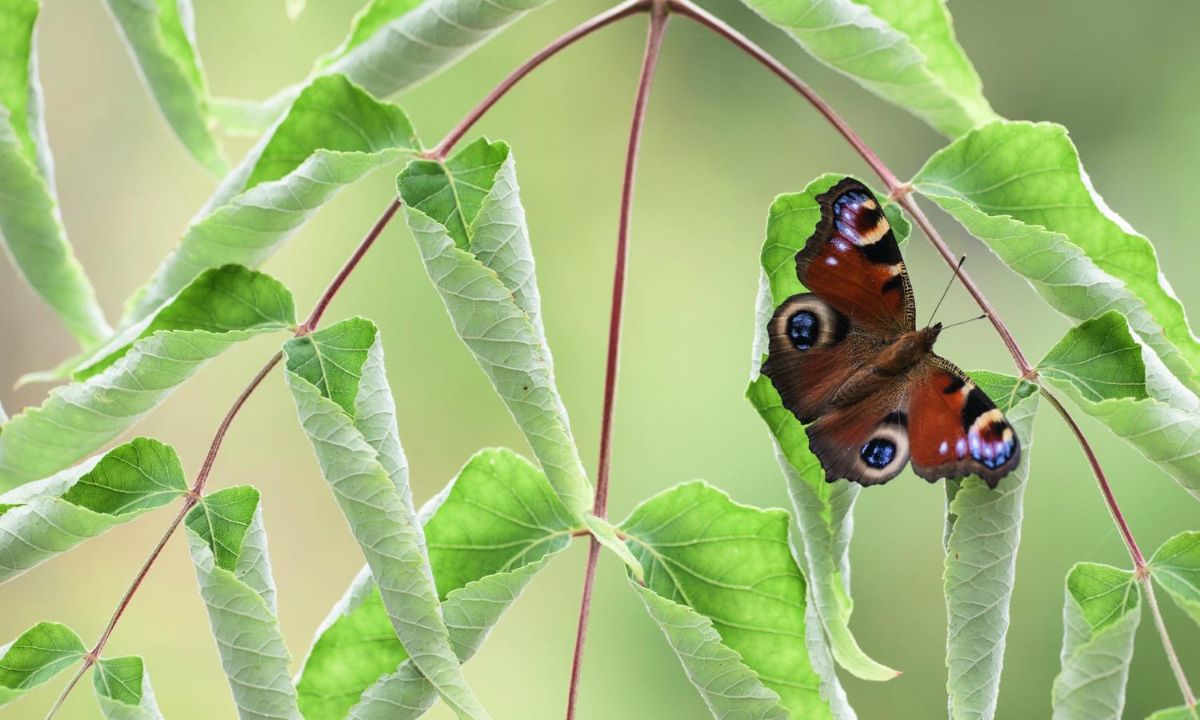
[761, 177, 1019, 488]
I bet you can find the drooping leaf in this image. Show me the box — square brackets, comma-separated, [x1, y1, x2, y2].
[296, 447, 573, 719]
[0, 265, 294, 490]
[735, 0, 996, 137]
[1149, 531, 1200, 628]
[122, 74, 418, 326]
[185, 486, 300, 719]
[348, 553, 560, 719]
[0, 622, 86, 707]
[1039, 312, 1200, 500]
[104, 0, 226, 175]
[631, 580, 790, 720]
[0, 0, 109, 346]
[285, 318, 489, 720]
[1051, 563, 1140, 720]
[914, 120, 1200, 393]
[943, 372, 1039, 720]
[93, 655, 164, 720]
[398, 139, 592, 521]
[748, 174, 905, 682]
[219, 0, 553, 138]
[621, 481, 830, 718]
[0, 437, 186, 583]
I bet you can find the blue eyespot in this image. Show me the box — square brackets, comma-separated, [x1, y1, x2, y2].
[861, 438, 896, 469]
[788, 310, 820, 351]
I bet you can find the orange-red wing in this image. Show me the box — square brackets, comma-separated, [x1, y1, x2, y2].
[908, 358, 1020, 488]
[796, 178, 914, 334]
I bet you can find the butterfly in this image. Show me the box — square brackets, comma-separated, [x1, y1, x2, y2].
[761, 177, 1019, 488]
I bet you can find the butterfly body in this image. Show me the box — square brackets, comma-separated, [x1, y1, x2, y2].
[762, 178, 1019, 488]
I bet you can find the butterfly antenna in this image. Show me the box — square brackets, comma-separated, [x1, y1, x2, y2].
[939, 313, 987, 331]
[927, 255, 966, 326]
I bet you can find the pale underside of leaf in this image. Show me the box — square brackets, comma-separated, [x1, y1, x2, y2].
[122, 74, 418, 326]
[0, 266, 294, 490]
[0, 0, 109, 346]
[735, 0, 996, 137]
[285, 320, 489, 720]
[914, 120, 1200, 393]
[1051, 564, 1140, 720]
[943, 377, 1039, 720]
[0, 437, 186, 583]
[103, 0, 227, 175]
[399, 144, 592, 521]
[632, 580, 790, 720]
[1038, 312, 1200, 501]
[185, 490, 300, 720]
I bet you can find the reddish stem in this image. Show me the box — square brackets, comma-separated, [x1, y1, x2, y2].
[566, 5, 669, 719]
[46, 199, 402, 718]
[300, 199, 402, 333]
[431, 0, 651, 161]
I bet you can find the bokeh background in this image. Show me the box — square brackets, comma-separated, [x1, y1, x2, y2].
[3, 0, 1198, 717]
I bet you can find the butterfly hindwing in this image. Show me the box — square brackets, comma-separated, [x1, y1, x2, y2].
[907, 357, 1020, 487]
[762, 293, 876, 424]
[807, 403, 911, 486]
[796, 178, 915, 334]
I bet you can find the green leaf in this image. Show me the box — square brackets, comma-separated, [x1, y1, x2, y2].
[285, 318, 489, 720]
[0, 265, 294, 490]
[104, 0, 226, 175]
[631, 580, 790, 719]
[1149, 531, 1200, 628]
[0, 0, 109, 346]
[424, 448, 576, 598]
[1052, 563, 1140, 720]
[1039, 312, 1200, 500]
[399, 139, 592, 520]
[0, 438, 186, 583]
[914, 120, 1200, 392]
[621, 481, 829, 718]
[749, 174, 904, 683]
[0, 622, 86, 707]
[349, 553, 560, 719]
[296, 567, 406, 720]
[298, 447, 570, 719]
[735, 0, 996, 137]
[185, 486, 300, 719]
[122, 74, 418, 326]
[943, 372, 1039, 720]
[93, 655, 164, 720]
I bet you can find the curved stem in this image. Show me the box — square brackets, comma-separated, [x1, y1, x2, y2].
[432, 0, 650, 160]
[1038, 385, 1144, 567]
[1141, 574, 1199, 711]
[45, 199, 402, 719]
[566, 5, 669, 718]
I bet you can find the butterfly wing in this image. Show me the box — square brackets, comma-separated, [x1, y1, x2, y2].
[796, 178, 915, 334]
[761, 293, 880, 424]
[806, 401, 911, 486]
[907, 356, 1020, 487]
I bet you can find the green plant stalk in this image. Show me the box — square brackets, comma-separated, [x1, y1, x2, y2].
[670, 0, 1195, 710]
[43, 198, 402, 718]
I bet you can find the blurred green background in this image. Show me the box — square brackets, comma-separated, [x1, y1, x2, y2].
[2, 0, 1198, 717]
